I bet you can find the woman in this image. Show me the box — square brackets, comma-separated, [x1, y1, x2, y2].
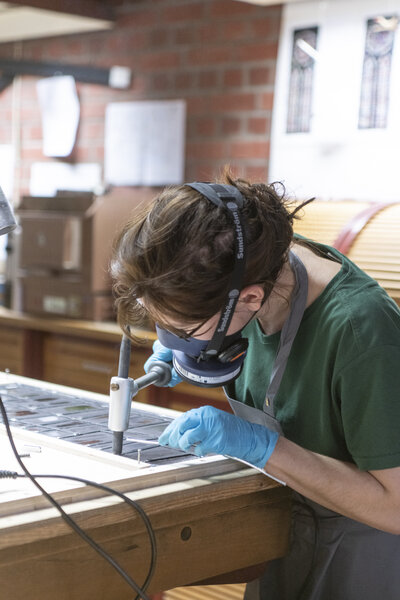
[111, 172, 400, 600]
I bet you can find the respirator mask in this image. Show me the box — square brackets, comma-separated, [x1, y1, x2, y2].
[156, 182, 249, 388]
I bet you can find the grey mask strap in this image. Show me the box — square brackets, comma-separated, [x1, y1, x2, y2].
[264, 251, 308, 413]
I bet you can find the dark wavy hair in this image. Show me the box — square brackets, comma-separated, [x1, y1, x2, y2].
[111, 169, 312, 340]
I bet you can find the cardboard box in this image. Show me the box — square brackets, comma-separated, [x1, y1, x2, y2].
[16, 188, 155, 320]
[20, 275, 113, 321]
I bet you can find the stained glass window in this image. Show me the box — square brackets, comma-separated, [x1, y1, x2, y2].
[358, 16, 397, 129]
[286, 27, 318, 134]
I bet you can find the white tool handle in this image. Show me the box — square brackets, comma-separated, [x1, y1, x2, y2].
[108, 376, 136, 432]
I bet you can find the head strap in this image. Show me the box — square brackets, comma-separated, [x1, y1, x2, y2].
[186, 182, 247, 360]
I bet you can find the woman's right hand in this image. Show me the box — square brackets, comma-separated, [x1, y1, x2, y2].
[144, 340, 183, 387]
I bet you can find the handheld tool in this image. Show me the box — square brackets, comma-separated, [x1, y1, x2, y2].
[108, 334, 172, 455]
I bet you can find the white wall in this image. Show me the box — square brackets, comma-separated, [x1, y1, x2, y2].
[269, 0, 400, 201]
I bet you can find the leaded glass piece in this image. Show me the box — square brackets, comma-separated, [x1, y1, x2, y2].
[358, 16, 397, 129]
[287, 27, 318, 134]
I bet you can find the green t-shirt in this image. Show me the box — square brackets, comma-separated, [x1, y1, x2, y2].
[226, 241, 400, 471]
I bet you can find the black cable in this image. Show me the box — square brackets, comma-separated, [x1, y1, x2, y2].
[0, 397, 155, 600]
[1, 473, 157, 600]
[1, 471, 157, 600]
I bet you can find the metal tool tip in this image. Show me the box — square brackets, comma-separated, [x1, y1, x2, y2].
[112, 431, 124, 455]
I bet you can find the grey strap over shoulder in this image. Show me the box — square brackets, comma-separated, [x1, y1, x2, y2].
[264, 251, 308, 413]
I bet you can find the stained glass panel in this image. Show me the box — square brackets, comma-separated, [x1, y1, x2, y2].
[286, 27, 318, 134]
[358, 16, 397, 129]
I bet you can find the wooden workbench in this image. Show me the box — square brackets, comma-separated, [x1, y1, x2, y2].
[0, 373, 292, 599]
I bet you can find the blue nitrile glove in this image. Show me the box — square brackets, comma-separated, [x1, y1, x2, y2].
[144, 339, 182, 387]
[158, 405, 279, 469]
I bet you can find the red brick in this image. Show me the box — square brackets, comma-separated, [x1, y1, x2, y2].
[163, 3, 205, 23]
[63, 39, 86, 56]
[124, 31, 148, 52]
[104, 34, 129, 55]
[237, 41, 279, 62]
[21, 146, 45, 161]
[73, 146, 94, 162]
[209, 93, 256, 112]
[22, 125, 43, 142]
[77, 82, 105, 98]
[222, 162, 246, 179]
[79, 103, 106, 120]
[247, 117, 269, 135]
[199, 21, 248, 43]
[186, 46, 233, 67]
[78, 85, 115, 105]
[93, 145, 105, 162]
[250, 15, 282, 39]
[20, 108, 41, 121]
[118, 9, 157, 28]
[139, 51, 180, 70]
[20, 43, 41, 61]
[223, 69, 243, 88]
[187, 140, 227, 160]
[186, 96, 210, 115]
[249, 66, 275, 86]
[174, 72, 196, 90]
[149, 73, 172, 92]
[242, 164, 269, 182]
[78, 121, 104, 140]
[260, 92, 275, 111]
[175, 27, 199, 45]
[194, 116, 218, 137]
[131, 74, 148, 95]
[0, 45, 13, 58]
[185, 162, 221, 182]
[2, 0, 279, 205]
[148, 28, 171, 48]
[210, 1, 260, 17]
[221, 21, 248, 42]
[230, 141, 270, 159]
[198, 70, 219, 89]
[221, 117, 242, 135]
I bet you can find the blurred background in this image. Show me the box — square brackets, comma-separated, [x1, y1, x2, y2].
[1, 3, 400, 598]
[0, 0, 399, 316]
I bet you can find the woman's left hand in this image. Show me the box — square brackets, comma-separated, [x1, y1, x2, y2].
[158, 405, 279, 469]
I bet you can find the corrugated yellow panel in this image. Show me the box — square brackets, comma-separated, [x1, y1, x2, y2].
[164, 583, 245, 600]
[294, 200, 400, 306]
[293, 200, 371, 246]
[347, 204, 400, 304]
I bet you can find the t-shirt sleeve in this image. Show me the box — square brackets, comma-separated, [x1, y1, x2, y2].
[335, 345, 400, 471]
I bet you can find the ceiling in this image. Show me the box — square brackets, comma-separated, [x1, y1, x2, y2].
[0, 1, 121, 43]
[235, 0, 307, 4]
[0, 0, 310, 44]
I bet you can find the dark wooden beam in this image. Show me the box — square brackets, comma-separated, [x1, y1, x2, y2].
[8, 1, 117, 22]
[0, 58, 132, 90]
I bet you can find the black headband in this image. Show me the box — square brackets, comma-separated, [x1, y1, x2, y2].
[186, 182, 247, 360]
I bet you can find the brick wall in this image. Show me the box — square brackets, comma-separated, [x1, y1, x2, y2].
[0, 0, 282, 201]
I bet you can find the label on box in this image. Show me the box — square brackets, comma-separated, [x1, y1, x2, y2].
[68, 295, 82, 317]
[43, 295, 68, 314]
[43, 295, 82, 316]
